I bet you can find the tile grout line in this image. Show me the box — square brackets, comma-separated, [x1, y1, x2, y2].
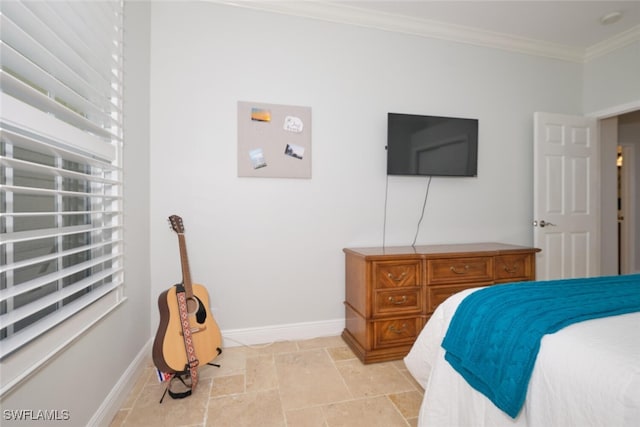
[111, 337, 419, 426]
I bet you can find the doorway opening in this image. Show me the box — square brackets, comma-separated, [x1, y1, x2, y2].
[599, 108, 639, 276]
[618, 146, 624, 274]
[617, 142, 635, 274]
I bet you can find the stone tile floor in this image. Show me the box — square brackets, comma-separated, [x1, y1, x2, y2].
[109, 336, 423, 426]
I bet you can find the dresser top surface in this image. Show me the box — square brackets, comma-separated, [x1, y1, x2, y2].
[344, 242, 540, 258]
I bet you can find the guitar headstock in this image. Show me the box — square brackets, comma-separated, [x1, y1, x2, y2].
[168, 215, 184, 234]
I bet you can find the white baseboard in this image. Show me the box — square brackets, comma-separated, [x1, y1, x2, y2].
[90, 338, 152, 427]
[221, 318, 345, 348]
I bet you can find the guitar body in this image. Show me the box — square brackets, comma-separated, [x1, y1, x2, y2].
[153, 283, 222, 373]
[152, 215, 222, 375]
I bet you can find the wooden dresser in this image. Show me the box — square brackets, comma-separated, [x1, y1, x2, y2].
[342, 242, 540, 363]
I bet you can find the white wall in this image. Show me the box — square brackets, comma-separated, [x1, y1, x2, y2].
[148, 2, 583, 334]
[585, 40, 640, 274]
[583, 40, 640, 115]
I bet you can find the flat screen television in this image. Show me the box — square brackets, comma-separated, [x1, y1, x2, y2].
[386, 113, 478, 177]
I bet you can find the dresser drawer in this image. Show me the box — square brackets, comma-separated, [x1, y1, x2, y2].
[495, 254, 533, 282]
[427, 283, 486, 313]
[373, 260, 421, 289]
[373, 288, 423, 316]
[427, 256, 493, 285]
[373, 317, 422, 348]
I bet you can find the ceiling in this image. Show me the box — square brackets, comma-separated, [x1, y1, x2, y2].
[222, 1, 640, 61]
[333, 1, 640, 49]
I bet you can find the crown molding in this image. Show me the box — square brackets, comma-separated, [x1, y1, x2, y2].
[584, 24, 640, 62]
[217, 1, 638, 64]
[587, 99, 640, 119]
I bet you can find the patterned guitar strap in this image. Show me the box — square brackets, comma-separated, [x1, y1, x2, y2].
[168, 284, 199, 399]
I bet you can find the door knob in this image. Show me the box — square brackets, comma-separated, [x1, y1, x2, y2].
[534, 220, 556, 228]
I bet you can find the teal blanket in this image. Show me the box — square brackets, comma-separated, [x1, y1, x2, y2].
[442, 274, 640, 418]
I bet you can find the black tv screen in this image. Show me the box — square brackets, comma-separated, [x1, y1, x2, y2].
[387, 113, 478, 177]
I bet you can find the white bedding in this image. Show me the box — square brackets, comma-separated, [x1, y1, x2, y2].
[404, 288, 640, 427]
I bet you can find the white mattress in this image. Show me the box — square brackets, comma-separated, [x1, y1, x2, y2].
[404, 288, 640, 427]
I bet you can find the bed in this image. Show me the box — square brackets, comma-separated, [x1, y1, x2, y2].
[404, 274, 640, 427]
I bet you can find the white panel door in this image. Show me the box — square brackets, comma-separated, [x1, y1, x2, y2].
[533, 112, 600, 280]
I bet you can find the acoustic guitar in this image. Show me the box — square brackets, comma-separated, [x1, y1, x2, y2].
[152, 215, 222, 374]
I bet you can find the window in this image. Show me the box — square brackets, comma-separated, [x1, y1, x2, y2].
[0, 0, 124, 394]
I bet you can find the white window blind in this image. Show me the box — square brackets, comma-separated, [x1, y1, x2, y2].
[0, 0, 124, 394]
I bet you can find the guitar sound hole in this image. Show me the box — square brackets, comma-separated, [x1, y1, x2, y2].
[192, 296, 207, 324]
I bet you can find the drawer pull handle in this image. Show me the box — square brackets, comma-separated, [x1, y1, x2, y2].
[503, 264, 518, 274]
[389, 323, 408, 334]
[388, 295, 407, 305]
[450, 265, 470, 274]
[387, 271, 407, 281]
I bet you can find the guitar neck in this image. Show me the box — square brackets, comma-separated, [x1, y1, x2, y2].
[177, 233, 194, 298]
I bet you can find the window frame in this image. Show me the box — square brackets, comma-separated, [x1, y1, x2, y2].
[0, 0, 125, 396]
